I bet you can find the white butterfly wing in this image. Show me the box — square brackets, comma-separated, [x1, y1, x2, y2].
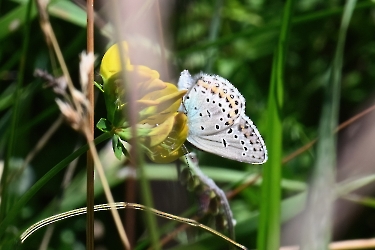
[187, 115, 267, 164]
[177, 70, 195, 91]
[178, 70, 267, 164]
[183, 73, 245, 135]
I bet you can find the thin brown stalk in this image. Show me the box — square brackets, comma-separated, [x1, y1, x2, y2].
[282, 104, 375, 164]
[86, 0, 95, 249]
[226, 174, 261, 199]
[35, 0, 82, 121]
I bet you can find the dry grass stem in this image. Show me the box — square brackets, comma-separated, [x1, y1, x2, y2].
[35, 0, 82, 119]
[282, 104, 375, 164]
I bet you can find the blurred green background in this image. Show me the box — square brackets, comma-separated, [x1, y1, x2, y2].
[1, 0, 375, 249]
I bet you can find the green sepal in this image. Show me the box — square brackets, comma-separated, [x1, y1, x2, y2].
[112, 134, 128, 160]
[116, 126, 152, 141]
[94, 81, 104, 92]
[103, 74, 125, 126]
[96, 118, 112, 132]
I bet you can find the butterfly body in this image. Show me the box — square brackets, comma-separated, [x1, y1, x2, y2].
[178, 70, 267, 164]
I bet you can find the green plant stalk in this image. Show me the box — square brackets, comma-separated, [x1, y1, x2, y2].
[0, 132, 112, 239]
[0, 0, 33, 224]
[257, 0, 294, 249]
[301, 0, 357, 249]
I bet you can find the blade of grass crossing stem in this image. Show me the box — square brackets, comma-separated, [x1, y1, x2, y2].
[0, 0, 33, 225]
[257, 1, 294, 249]
[0, 132, 112, 239]
[300, 1, 357, 249]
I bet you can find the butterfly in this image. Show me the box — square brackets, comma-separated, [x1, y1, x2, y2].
[178, 70, 267, 164]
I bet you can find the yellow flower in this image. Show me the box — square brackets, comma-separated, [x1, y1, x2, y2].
[145, 112, 189, 163]
[99, 42, 188, 163]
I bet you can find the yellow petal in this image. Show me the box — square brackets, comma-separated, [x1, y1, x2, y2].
[133, 65, 160, 79]
[100, 42, 131, 81]
[146, 112, 189, 163]
[147, 115, 175, 147]
[140, 88, 187, 124]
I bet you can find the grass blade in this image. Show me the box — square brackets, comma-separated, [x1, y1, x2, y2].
[301, 0, 357, 249]
[257, 0, 295, 249]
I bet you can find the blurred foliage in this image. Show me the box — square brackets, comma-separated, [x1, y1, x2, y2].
[1, 0, 375, 249]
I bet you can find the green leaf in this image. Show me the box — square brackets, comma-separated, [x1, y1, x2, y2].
[96, 118, 112, 132]
[112, 135, 125, 160]
[0, 2, 37, 41]
[48, 0, 87, 27]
